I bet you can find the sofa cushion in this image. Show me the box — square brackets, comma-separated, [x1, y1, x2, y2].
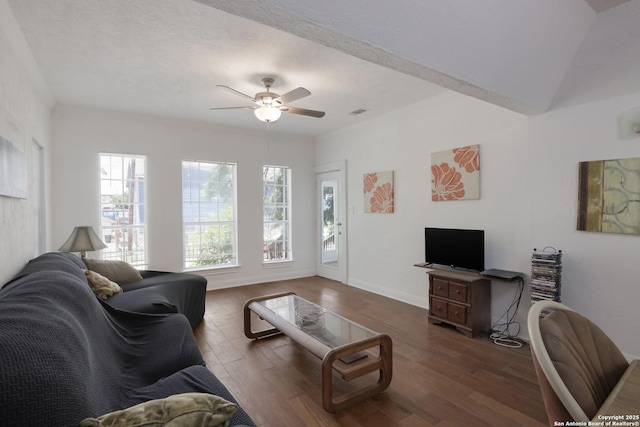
[78, 393, 237, 427]
[84, 258, 143, 284]
[84, 269, 123, 300]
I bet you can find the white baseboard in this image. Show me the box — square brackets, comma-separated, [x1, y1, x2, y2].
[201, 268, 317, 290]
[346, 278, 428, 310]
[345, 278, 535, 342]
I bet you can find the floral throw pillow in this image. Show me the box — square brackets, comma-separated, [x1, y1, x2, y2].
[78, 393, 238, 427]
[83, 269, 123, 300]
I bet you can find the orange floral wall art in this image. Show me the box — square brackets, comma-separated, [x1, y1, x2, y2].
[431, 145, 480, 201]
[364, 171, 394, 213]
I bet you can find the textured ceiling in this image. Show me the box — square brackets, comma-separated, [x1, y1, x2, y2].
[6, 0, 446, 137]
[203, 0, 640, 114]
[6, 0, 640, 136]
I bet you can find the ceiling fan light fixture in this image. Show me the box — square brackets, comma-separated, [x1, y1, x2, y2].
[254, 105, 281, 123]
[213, 77, 324, 122]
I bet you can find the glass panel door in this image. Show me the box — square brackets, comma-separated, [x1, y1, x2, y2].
[316, 169, 345, 282]
[321, 178, 338, 268]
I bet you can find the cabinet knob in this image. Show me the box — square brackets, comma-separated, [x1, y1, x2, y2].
[438, 286, 443, 290]
[455, 289, 460, 294]
[454, 311, 459, 316]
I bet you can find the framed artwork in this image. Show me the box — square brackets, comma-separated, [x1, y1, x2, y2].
[431, 144, 480, 201]
[0, 135, 27, 199]
[577, 157, 640, 235]
[364, 170, 394, 213]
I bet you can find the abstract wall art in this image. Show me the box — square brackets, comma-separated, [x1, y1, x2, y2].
[363, 170, 394, 213]
[577, 157, 640, 235]
[431, 144, 480, 201]
[0, 135, 27, 199]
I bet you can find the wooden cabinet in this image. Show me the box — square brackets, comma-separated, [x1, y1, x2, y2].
[427, 271, 491, 337]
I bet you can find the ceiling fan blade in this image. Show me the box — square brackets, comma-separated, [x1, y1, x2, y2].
[281, 106, 325, 118]
[209, 106, 256, 110]
[275, 87, 310, 105]
[216, 85, 257, 102]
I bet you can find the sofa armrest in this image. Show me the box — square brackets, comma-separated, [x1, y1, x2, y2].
[113, 271, 207, 328]
[139, 270, 170, 279]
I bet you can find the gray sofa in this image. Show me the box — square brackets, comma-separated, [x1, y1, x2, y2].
[0, 252, 255, 426]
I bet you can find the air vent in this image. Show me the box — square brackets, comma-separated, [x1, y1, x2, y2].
[349, 108, 368, 116]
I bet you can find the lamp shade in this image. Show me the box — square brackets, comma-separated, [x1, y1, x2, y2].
[58, 226, 107, 256]
[254, 106, 281, 123]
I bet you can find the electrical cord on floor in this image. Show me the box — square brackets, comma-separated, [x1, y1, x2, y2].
[490, 276, 524, 348]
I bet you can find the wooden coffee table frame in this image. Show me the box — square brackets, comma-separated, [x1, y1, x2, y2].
[243, 292, 393, 412]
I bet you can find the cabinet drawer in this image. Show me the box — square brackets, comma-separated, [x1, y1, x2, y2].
[447, 303, 467, 325]
[448, 282, 468, 303]
[430, 297, 448, 318]
[432, 278, 449, 298]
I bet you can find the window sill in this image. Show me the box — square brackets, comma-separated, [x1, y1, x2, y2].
[262, 260, 294, 269]
[184, 265, 240, 275]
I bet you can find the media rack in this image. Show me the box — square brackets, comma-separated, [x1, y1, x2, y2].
[530, 247, 562, 311]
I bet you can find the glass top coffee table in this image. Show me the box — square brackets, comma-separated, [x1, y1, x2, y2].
[243, 292, 393, 412]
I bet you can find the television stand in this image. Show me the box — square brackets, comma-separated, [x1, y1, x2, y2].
[422, 269, 491, 337]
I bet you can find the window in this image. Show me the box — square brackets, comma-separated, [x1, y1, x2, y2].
[263, 165, 292, 262]
[182, 161, 238, 269]
[99, 154, 146, 268]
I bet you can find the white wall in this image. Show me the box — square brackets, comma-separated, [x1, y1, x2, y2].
[51, 106, 316, 289]
[315, 90, 640, 359]
[527, 93, 640, 360]
[0, 0, 53, 285]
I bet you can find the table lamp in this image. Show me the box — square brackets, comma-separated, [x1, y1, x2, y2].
[58, 226, 107, 259]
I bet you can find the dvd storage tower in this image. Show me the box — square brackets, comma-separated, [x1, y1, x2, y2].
[530, 248, 562, 310]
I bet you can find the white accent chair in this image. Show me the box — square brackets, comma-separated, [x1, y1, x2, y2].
[527, 300, 629, 425]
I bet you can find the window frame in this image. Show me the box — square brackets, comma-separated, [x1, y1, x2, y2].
[262, 165, 293, 263]
[182, 160, 239, 270]
[99, 153, 147, 268]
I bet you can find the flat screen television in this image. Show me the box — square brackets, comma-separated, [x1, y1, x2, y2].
[425, 227, 484, 272]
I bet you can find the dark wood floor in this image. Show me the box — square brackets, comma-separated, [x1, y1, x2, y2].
[194, 276, 548, 427]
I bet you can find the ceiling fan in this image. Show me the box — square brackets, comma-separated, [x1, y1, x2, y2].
[211, 77, 325, 123]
